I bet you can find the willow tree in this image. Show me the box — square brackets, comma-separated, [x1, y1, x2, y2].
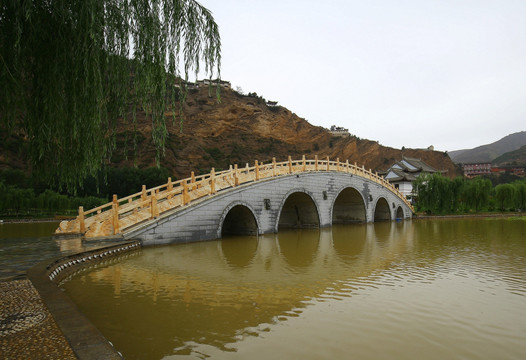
[0, 0, 221, 190]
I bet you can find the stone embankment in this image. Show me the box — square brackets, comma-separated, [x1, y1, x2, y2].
[1, 240, 141, 359]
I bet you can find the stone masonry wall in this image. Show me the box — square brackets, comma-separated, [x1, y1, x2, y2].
[124, 172, 412, 246]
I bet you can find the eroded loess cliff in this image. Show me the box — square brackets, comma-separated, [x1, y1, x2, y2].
[114, 86, 459, 178]
[0, 85, 460, 180]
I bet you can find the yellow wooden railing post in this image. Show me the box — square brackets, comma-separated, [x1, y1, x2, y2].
[78, 206, 85, 233]
[141, 185, 147, 208]
[255, 160, 260, 180]
[234, 164, 239, 186]
[132, 198, 138, 214]
[315, 155, 318, 171]
[191, 171, 196, 190]
[346, 160, 349, 173]
[210, 168, 216, 194]
[272, 157, 277, 176]
[288, 156, 293, 174]
[167, 177, 173, 199]
[326, 156, 330, 171]
[302, 155, 306, 172]
[150, 190, 159, 218]
[183, 180, 189, 205]
[112, 195, 119, 234]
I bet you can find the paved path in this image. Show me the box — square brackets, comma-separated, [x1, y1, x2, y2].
[0, 279, 76, 359]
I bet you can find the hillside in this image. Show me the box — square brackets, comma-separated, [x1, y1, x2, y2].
[0, 85, 459, 182]
[492, 145, 526, 167]
[449, 131, 526, 164]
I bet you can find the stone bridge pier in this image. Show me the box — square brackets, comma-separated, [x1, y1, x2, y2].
[125, 172, 413, 246]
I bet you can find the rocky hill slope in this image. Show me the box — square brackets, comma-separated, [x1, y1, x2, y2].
[492, 145, 526, 167]
[0, 85, 460, 181]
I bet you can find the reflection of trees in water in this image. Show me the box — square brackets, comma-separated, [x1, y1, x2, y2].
[413, 218, 526, 264]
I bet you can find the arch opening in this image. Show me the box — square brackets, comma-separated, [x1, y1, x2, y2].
[221, 205, 258, 237]
[332, 187, 366, 224]
[396, 206, 404, 220]
[374, 197, 391, 222]
[278, 192, 320, 229]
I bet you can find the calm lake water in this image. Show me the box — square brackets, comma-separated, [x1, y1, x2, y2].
[0, 221, 115, 280]
[60, 218, 526, 360]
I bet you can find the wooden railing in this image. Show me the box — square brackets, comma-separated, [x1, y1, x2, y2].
[55, 155, 413, 238]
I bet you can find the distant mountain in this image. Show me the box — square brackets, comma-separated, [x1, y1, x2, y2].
[449, 131, 526, 164]
[492, 145, 526, 167]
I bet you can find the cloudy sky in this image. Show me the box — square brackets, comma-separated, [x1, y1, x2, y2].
[199, 0, 526, 151]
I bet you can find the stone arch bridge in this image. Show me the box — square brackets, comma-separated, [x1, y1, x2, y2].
[56, 156, 414, 245]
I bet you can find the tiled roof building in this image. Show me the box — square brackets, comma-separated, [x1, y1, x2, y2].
[382, 157, 442, 202]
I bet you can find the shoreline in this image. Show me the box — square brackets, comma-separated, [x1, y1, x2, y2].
[413, 212, 524, 220]
[2, 213, 524, 224]
[0, 217, 73, 224]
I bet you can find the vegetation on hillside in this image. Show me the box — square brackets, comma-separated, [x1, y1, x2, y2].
[492, 145, 526, 167]
[414, 173, 526, 214]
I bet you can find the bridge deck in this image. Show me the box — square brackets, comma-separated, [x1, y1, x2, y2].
[56, 156, 413, 238]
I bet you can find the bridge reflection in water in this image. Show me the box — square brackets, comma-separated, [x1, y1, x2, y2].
[61, 219, 526, 360]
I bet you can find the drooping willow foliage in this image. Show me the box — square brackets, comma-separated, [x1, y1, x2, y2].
[0, 0, 221, 190]
[413, 173, 526, 214]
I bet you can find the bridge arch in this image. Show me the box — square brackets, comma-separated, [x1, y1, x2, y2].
[218, 202, 260, 237]
[331, 186, 367, 224]
[373, 197, 391, 221]
[277, 190, 320, 231]
[396, 206, 404, 220]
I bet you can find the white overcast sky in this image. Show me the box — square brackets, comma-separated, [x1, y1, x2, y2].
[199, 0, 526, 151]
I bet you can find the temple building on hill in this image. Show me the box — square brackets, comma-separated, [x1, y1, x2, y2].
[329, 125, 350, 137]
[186, 79, 231, 89]
[381, 157, 443, 202]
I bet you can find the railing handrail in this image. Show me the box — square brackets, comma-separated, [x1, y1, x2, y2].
[69, 155, 413, 237]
